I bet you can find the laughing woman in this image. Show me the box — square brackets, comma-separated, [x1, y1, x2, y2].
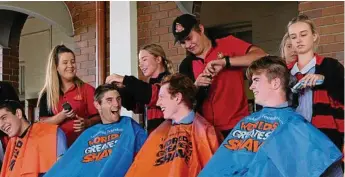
[106, 44, 174, 133]
[37, 45, 101, 147]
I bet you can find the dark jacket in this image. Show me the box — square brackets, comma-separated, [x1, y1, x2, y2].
[120, 72, 170, 133]
[289, 54, 344, 151]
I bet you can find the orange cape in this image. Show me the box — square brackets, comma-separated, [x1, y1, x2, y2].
[126, 113, 222, 177]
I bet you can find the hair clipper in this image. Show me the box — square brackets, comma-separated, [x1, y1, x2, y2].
[291, 79, 324, 93]
[203, 74, 213, 94]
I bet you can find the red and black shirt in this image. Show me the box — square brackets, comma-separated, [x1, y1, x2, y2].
[288, 54, 344, 151]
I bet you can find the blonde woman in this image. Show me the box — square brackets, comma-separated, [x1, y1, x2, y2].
[37, 45, 100, 147]
[106, 44, 174, 133]
[287, 14, 344, 153]
[280, 32, 297, 67]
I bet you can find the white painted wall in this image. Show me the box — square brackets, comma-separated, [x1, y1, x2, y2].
[20, 28, 50, 100]
[0, 1, 74, 36]
[110, 1, 138, 120]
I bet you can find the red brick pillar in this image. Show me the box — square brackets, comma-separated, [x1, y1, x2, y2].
[1, 46, 20, 90]
[299, 1, 344, 65]
[65, 2, 97, 87]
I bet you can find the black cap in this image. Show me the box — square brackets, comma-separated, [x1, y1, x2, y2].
[172, 14, 198, 44]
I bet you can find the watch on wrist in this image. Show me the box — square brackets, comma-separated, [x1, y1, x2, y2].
[224, 56, 231, 68]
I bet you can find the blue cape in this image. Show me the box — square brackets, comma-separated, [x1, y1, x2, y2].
[198, 107, 342, 177]
[44, 116, 147, 177]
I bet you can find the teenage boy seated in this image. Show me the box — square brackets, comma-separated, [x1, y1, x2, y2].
[198, 56, 343, 177]
[0, 100, 67, 177]
[126, 73, 222, 177]
[44, 84, 147, 177]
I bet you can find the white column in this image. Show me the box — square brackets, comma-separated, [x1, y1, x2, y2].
[110, 1, 138, 118]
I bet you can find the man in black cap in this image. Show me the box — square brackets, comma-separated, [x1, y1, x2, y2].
[173, 14, 267, 137]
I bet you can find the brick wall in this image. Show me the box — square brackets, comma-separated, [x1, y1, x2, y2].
[1, 46, 20, 90]
[137, 1, 186, 79]
[65, 1, 97, 87]
[299, 1, 344, 65]
[0, 12, 27, 91]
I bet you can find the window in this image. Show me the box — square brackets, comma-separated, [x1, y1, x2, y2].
[19, 62, 25, 95]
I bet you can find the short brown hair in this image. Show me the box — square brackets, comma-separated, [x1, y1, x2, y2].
[0, 100, 27, 120]
[161, 73, 197, 108]
[246, 56, 290, 94]
[94, 84, 120, 104]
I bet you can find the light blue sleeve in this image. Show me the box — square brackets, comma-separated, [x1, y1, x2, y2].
[56, 128, 67, 157]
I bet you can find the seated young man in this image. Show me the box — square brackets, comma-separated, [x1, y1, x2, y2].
[44, 84, 147, 177]
[0, 100, 67, 177]
[198, 56, 343, 177]
[0, 81, 21, 168]
[126, 73, 222, 177]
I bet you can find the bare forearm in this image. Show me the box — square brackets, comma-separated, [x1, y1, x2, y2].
[230, 47, 267, 67]
[39, 113, 66, 125]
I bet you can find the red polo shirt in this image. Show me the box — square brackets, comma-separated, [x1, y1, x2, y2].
[191, 35, 251, 131]
[39, 83, 98, 147]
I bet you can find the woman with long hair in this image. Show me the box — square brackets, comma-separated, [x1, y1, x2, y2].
[106, 44, 174, 133]
[37, 45, 100, 147]
[287, 14, 344, 153]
